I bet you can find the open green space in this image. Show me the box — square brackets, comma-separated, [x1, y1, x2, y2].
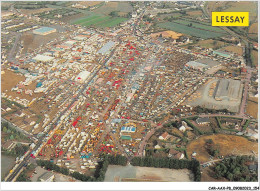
[72, 15, 101, 25]
[97, 17, 128, 28]
[172, 19, 225, 33]
[73, 14, 128, 28]
[157, 22, 227, 39]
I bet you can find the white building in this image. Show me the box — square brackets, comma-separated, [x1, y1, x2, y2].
[75, 71, 90, 83]
[33, 54, 54, 63]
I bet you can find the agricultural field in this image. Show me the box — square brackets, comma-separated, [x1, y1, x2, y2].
[195, 40, 225, 49]
[186, 10, 203, 18]
[21, 31, 61, 55]
[182, 39, 226, 51]
[248, 23, 258, 42]
[18, 8, 54, 15]
[224, 1, 258, 22]
[157, 22, 227, 39]
[221, 45, 243, 56]
[249, 23, 258, 34]
[72, 14, 128, 28]
[251, 50, 258, 67]
[172, 19, 226, 33]
[158, 12, 182, 20]
[186, 134, 258, 163]
[93, 2, 133, 17]
[246, 97, 258, 119]
[71, 1, 101, 8]
[207, 1, 258, 22]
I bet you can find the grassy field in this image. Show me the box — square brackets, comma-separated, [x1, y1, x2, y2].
[197, 39, 225, 49]
[251, 50, 258, 67]
[249, 23, 258, 34]
[224, 1, 258, 21]
[182, 39, 226, 50]
[186, 10, 203, 17]
[72, 14, 128, 28]
[72, 14, 101, 25]
[207, 1, 258, 22]
[222, 45, 243, 56]
[96, 17, 128, 27]
[93, 2, 133, 16]
[246, 97, 258, 119]
[186, 134, 258, 163]
[157, 22, 227, 39]
[173, 19, 225, 33]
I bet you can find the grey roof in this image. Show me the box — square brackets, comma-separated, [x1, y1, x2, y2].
[39, 172, 54, 181]
[228, 80, 241, 100]
[196, 58, 221, 67]
[186, 58, 220, 70]
[215, 79, 229, 100]
[248, 164, 257, 170]
[196, 117, 210, 124]
[215, 79, 241, 101]
[97, 41, 115, 54]
[186, 61, 208, 69]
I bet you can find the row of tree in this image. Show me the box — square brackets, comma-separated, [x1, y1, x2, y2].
[36, 155, 128, 182]
[194, 106, 229, 114]
[130, 157, 201, 181]
[36, 160, 70, 176]
[214, 155, 257, 181]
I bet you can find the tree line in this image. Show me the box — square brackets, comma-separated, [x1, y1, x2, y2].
[36, 155, 201, 182]
[36, 154, 128, 182]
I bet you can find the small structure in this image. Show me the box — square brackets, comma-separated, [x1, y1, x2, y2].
[39, 172, 55, 182]
[179, 125, 186, 132]
[248, 164, 258, 172]
[168, 149, 184, 159]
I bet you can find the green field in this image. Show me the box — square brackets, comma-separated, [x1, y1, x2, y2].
[173, 19, 225, 33]
[157, 22, 227, 39]
[72, 15, 101, 25]
[72, 14, 128, 28]
[97, 17, 128, 27]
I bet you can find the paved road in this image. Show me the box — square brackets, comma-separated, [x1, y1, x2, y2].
[239, 68, 252, 116]
[7, 32, 21, 64]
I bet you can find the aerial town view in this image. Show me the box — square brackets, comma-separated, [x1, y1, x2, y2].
[1, 1, 258, 186]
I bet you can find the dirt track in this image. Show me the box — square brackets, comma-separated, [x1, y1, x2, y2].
[104, 165, 193, 182]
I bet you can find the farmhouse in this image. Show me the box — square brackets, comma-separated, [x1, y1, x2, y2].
[168, 149, 184, 159]
[159, 132, 171, 140]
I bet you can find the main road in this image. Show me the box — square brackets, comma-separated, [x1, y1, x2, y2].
[5, 31, 121, 182]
